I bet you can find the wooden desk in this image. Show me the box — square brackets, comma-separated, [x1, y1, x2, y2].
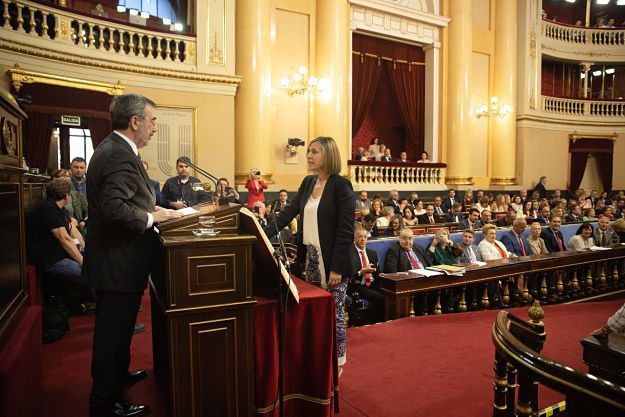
[380, 245, 625, 319]
[581, 333, 625, 386]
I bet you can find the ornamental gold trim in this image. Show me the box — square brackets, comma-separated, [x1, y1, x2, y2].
[256, 391, 334, 414]
[0, 38, 241, 86]
[8, 66, 125, 95]
[569, 133, 617, 143]
[445, 176, 473, 185]
[490, 176, 517, 186]
[517, 115, 625, 127]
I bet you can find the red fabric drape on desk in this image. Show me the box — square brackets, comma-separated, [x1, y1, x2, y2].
[352, 35, 383, 137]
[24, 111, 54, 172]
[253, 277, 338, 417]
[87, 117, 111, 149]
[569, 138, 614, 193]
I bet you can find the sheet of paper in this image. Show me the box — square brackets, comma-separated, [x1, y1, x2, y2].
[409, 269, 443, 277]
[177, 207, 200, 215]
[589, 246, 610, 251]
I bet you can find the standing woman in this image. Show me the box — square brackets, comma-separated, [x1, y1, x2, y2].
[263, 137, 355, 376]
[245, 168, 268, 209]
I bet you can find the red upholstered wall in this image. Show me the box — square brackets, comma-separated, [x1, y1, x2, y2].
[352, 67, 407, 159]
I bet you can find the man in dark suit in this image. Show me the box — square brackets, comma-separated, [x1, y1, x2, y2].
[441, 189, 457, 213]
[540, 215, 565, 252]
[418, 204, 438, 225]
[384, 189, 400, 214]
[534, 206, 551, 225]
[361, 213, 379, 239]
[433, 196, 445, 216]
[347, 226, 385, 322]
[565, 205, 583, 223]
[594, 215, 620, 247]
[458, 208, 482, 231]
[456, 229, 483, 264]
[380, 148, 393, 162]
[384, 227, 432, 273]
[83, 94, 182, 417]
[501, 219, 530, 256]
[444, 203, 464, 223]
[495, 209, 516, 228]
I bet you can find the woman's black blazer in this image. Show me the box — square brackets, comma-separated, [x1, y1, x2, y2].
[264, 174, 355, 281]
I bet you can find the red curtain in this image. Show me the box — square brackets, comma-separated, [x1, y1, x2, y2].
[569, 138, 614, 192]
[87, 117, 111, 149]
[352, 36, 383, 136]
[24, 111, 54, 172]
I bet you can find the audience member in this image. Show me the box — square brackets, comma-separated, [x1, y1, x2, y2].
[409, 192, 419, 207]
[347, 226, 385, 322]
[245, 167, 268, 209]
[534, 206, 551, 225]
[519, 189, 528, 205]
[356, 190, 372, 211]
[413, 200, 426, 216]
[527, 222, 549, 255]
[375, 144, 387, 161]
[491, 194, 508, 212]
[353, 146, 365, 160]
[478, 224, 514, 261]
[26, 178, 91, 314]
[476, 196, 490, 213]
[495, 209, 516, 228]
[474, 190, 485, 204]
[70, 157, 88, 198]
[533, 176, 547, 199]
[462, 190, 474, 210]
[510, 195, 523, 213]
[583, 207, 597, 222]
[371, 199, 383, 217]
[380, 148, 393, 162]
[361, 213, 379, 238]
[368, 137, 381, 159]
[564, 205, 582, 223]
[384, 227, 432, 273]
[433, 196, 445, 216]
[50, 169, 88, 235]
[376, 206, 394, 228]
[402, 206, 418, 226]
[456, 229, 483, 264]
[418, 204, 437, 225]
[416, 151, 430, 163]
[385, 189, 401, 213]
[441, 189, 456, 213]
[541, 215, 565, 252]
[567, 223, 595, 250]
[270, 189, 289, 214]
[595, 215, 620, 247]
[215, 177, 241, 205]
[383, 215, 403, 237]
[480, 209, 493, 225]
[427, 228, 459, 265]
[445, 203, 464, 223]
[500, 218, 530, 256]
[398, 152, 409, 163]
[253, 201, 270, 227]
[458, 208, 482, 231]
[161, 157, 211, 209]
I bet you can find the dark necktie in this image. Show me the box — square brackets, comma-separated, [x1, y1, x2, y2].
[518, 235, 527, 256]
[601, 231, 607, 247]
[429, 216, 434, 224]
[555, 231, 563, 251]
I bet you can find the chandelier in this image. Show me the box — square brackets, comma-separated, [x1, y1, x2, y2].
[280, 67, 327, 96]
[475, 97, 513, 119]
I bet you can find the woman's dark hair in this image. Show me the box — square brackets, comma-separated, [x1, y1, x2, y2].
[370, 137, 379, 145]
[539, 176, 547, 183]
[403, 206, 414, 218]
[575, 222, 593, 236]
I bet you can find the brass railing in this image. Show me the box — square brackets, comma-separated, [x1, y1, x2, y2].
[0, 0, 196, 67]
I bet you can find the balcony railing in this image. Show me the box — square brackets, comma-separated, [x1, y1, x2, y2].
[543, 20, 625, 47]
[348, 160, 446, 190]
[542, 96, 625, 118]
[0, 0, 196, 69]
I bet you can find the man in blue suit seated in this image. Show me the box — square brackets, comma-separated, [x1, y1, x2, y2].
[346, 225, 385, 323]
[534, 205, 551, 225]
[141, 160, 164, 207]
[501, 218, 531, 256]
[384, 227, 432, 273]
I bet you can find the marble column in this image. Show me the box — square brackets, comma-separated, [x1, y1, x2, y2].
[424, 45, 440, 163]
[490, 0, 517, 186]
[446, 0, 473, 185]
[234, 0, 275, 184]
[315, 0, 350, 173]
[580, 62, 592, 98]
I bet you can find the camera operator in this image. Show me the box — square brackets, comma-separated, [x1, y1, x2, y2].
[215, 177, 241, 204]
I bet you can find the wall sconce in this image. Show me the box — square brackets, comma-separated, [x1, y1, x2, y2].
[285, 137, 305, 164]
[475, 97, 513, 119]
[280, 67, 327, 96]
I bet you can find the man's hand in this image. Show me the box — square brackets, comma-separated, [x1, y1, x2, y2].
[328, 271, 341, 288]
[153, 209, 184, 223]
[590, 326, 610, 339]
[361, 264, 376, 274]
[169, 201, 186, 209]
[154, 205, 165, 212]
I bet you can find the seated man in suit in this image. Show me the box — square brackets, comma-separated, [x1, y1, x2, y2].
[384, 227, 432, 273]
[347, 225, 385, 323]
[495, 209, 516, 228]
[534, 206, 551, 225]
[161, 157, 211, 209]
[398, 152, 409, 163]
[458, 208, 482, 231]
[501, 218, 530, 256]
[361, 213, 379, 238]
[480, 209, 493, 225]
[380, 147, 393, 162]
[418, 204, 438, 225]
[594, 215, 620, 247]
[355, 190, 372, 212]
[433, 196, 445, 216]
[444, 202, 464, 223]
[442, 189, 457, 213]
[540, 215, 565, 252]
[565, 204, 583, 223]
[384, 189, 401, 214]
[456, 229, 483, 264]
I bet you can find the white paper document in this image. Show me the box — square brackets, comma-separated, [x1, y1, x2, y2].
[589, 246, 610, 251]
[177, 207, 200, 215]
[409, 269, 443, 277]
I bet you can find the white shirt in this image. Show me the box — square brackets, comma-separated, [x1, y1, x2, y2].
[355, 244, 374, 285]
[303, 195, 326, 288]
[115, 131, 153, 229]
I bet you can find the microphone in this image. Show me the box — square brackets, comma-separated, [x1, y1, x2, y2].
[178, 157, 220, 200]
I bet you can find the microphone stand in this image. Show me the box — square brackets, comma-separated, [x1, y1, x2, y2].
[181, 159, 219, 196]
[272, 219, 291, 417]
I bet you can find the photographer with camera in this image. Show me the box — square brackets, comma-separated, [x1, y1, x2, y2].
[245, 167, 268, 209]
[215, 177, 241, 204]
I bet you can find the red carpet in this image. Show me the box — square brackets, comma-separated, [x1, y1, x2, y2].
[40, 294, 624, 417]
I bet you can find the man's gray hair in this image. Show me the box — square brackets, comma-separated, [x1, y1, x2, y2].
[110, 93, 157, 130]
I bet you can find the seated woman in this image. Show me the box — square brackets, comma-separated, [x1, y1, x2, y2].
[374, 144, 387, 161]
[478, 224, 515, 260]
[476, 196, 491, 213]
[371, 199, 383, 218]
[583, 207, 598, 222]
[413, 199, 426, 216]
[417, 151, 431, 163]
[402, 206, 418, 226]
[567, 222, 595, 250]
[526, 221, 549, 254]
[427, 228, 459, 265]
[383, 215, 403, 237]
[375, 206, 394, 228]
[577, 190, 593, 210]
[491, 194, 508, 213]
[510, 195, 523, 213]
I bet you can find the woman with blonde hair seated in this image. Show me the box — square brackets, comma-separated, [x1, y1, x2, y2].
[427, 228, 459, 265]
[476, 196, 491, 213]
[383, 215, 404, 237]
[526, 222, 549, 255]
[567, 223, 595, 250]
[376, 206, 394, 228]
[478, 224, 515, 261]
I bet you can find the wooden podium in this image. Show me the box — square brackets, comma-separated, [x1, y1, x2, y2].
[150, 203, 257, 417]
